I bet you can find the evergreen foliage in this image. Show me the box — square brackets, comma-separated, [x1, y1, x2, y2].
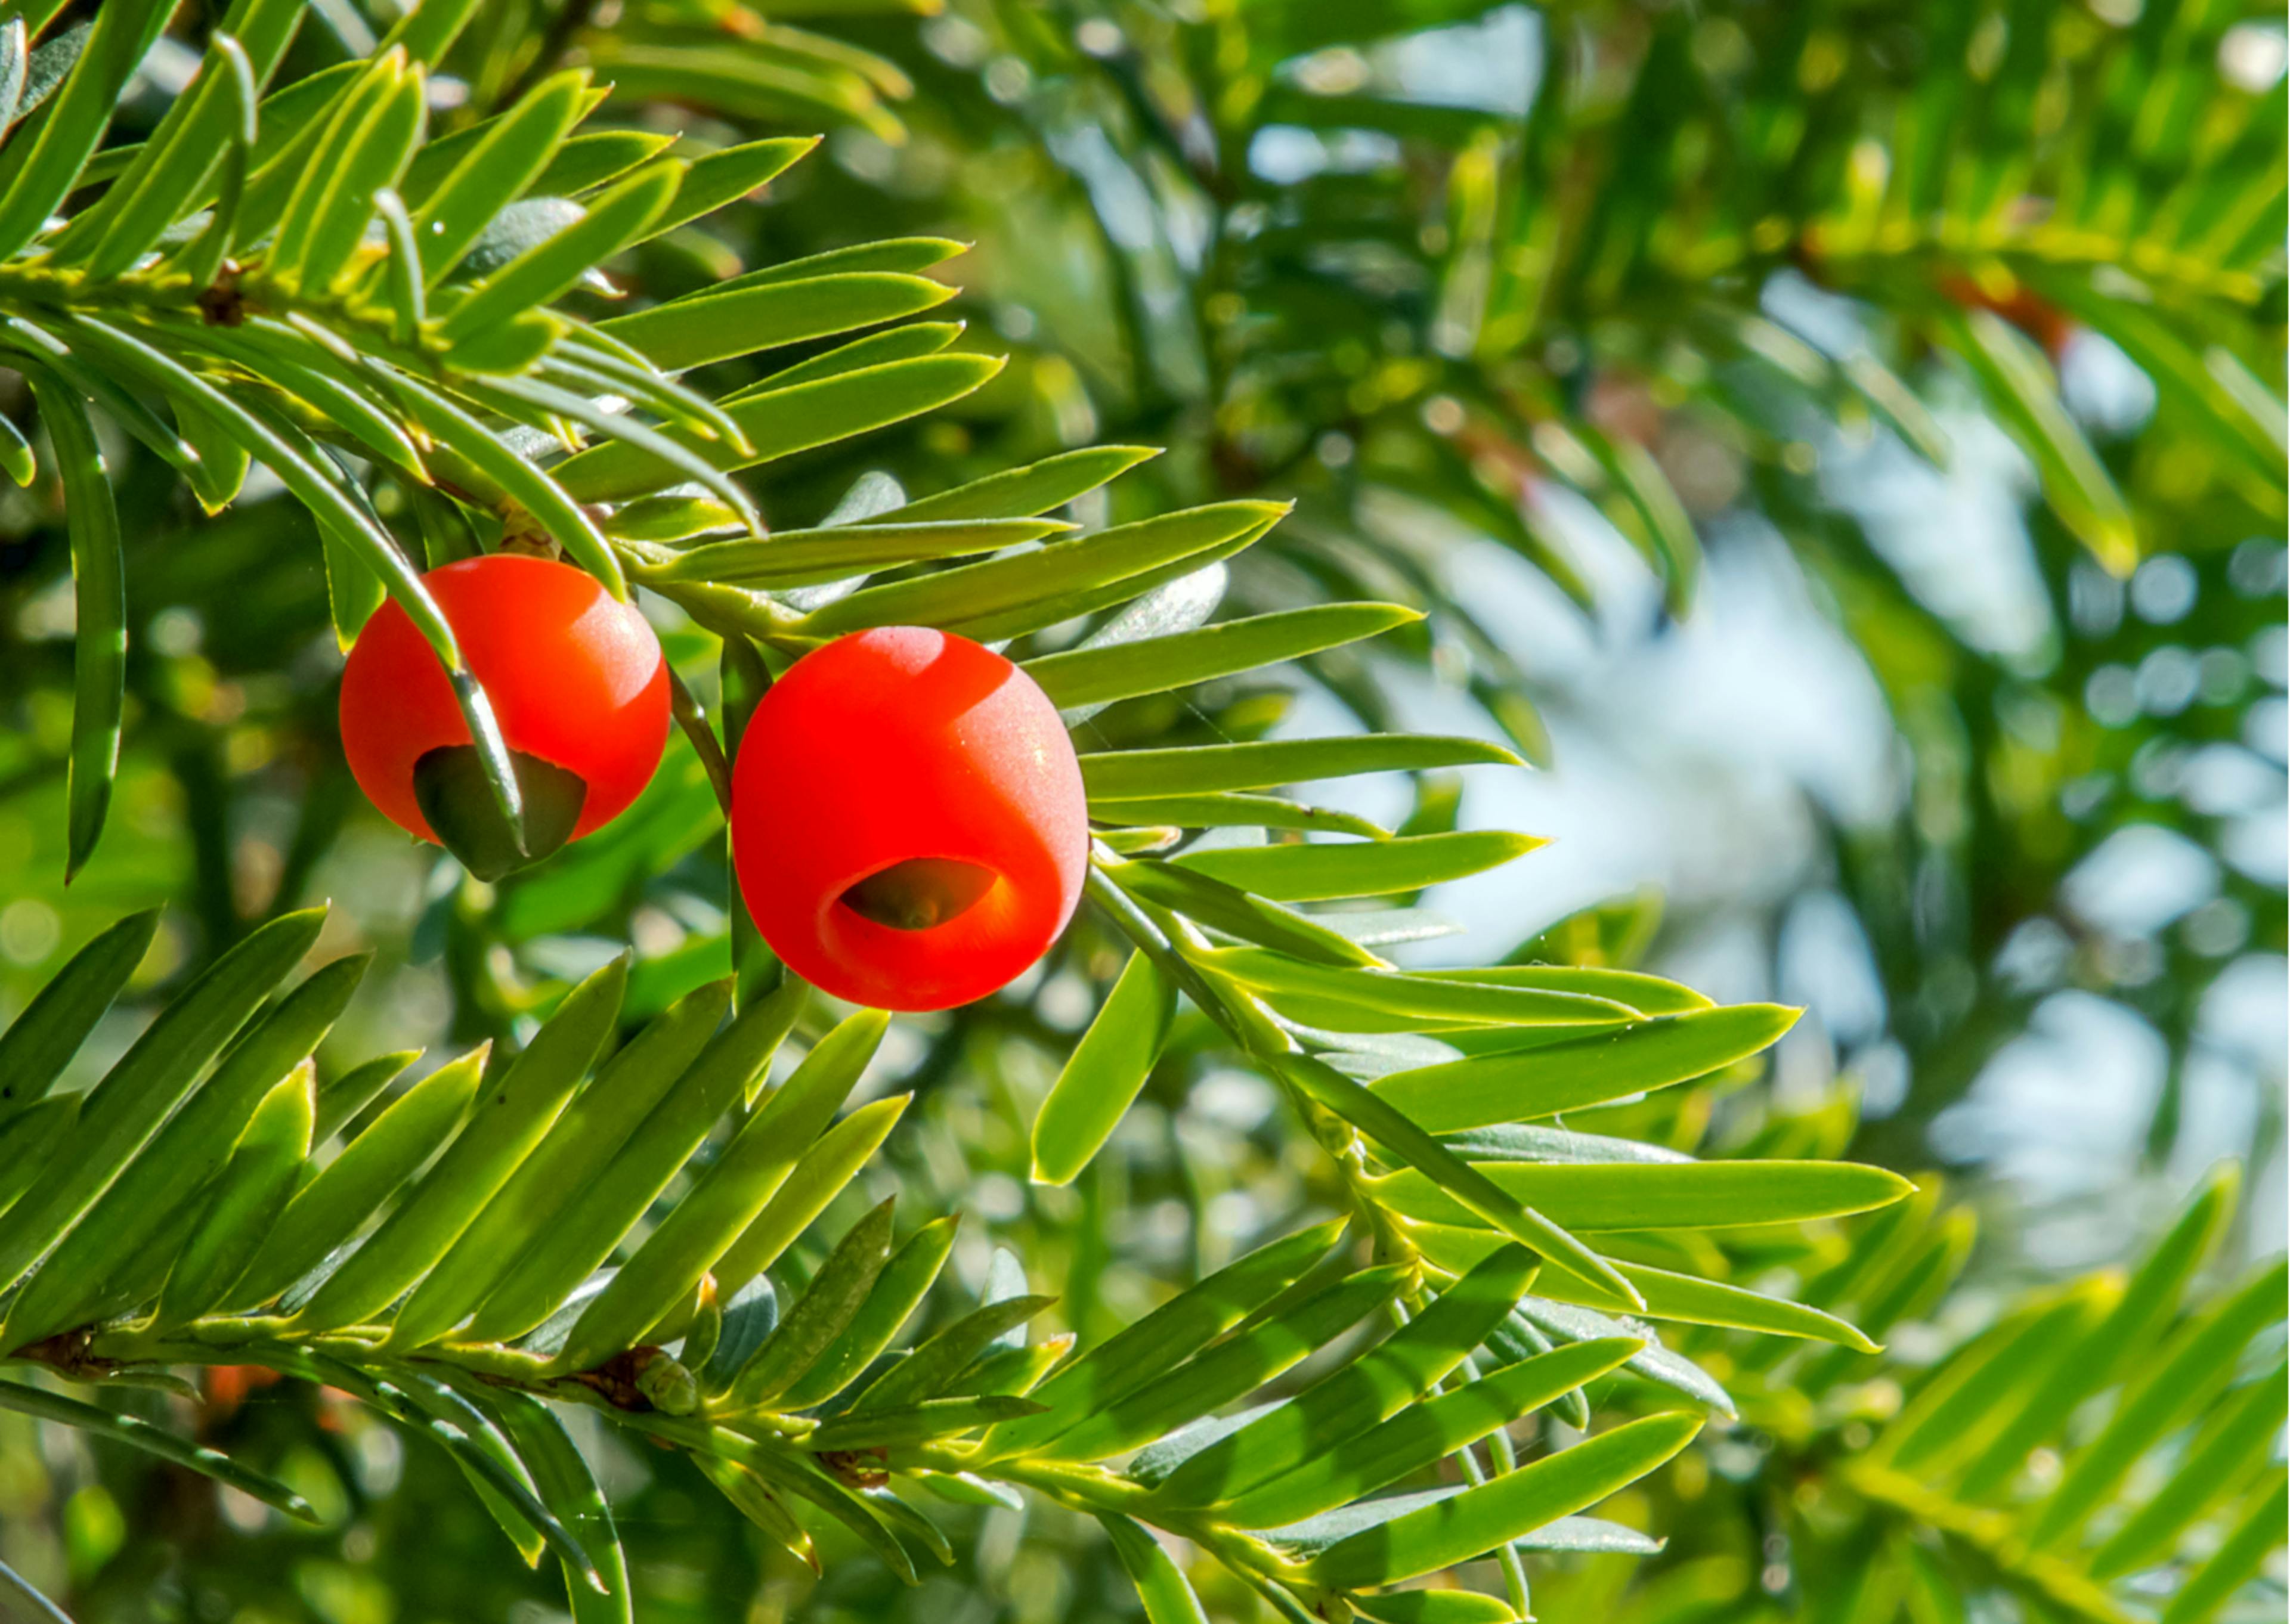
[0, 2, 2278, 1621]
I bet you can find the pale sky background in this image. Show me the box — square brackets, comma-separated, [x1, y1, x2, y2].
[1266, 331, 2288, 1264]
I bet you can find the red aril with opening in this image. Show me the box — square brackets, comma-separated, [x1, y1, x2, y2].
[339, 553, 669, 879]
[731, 627, 1089, 1011]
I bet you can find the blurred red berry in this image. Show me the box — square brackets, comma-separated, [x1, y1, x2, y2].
[202, 1363, 281, 1420]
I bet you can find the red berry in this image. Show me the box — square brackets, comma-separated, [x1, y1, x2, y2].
[730, 627, 1089, 1012]
[339, 554, 670, 878]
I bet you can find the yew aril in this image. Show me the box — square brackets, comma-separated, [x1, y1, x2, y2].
[730, 627, 1089, 1012]
[339, 553, 670, 879]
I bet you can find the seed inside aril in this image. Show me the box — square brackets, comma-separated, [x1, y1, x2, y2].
[840, 858, 999, 931]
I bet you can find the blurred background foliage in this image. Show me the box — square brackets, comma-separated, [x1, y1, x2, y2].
[0, 0, 2280, 1619]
